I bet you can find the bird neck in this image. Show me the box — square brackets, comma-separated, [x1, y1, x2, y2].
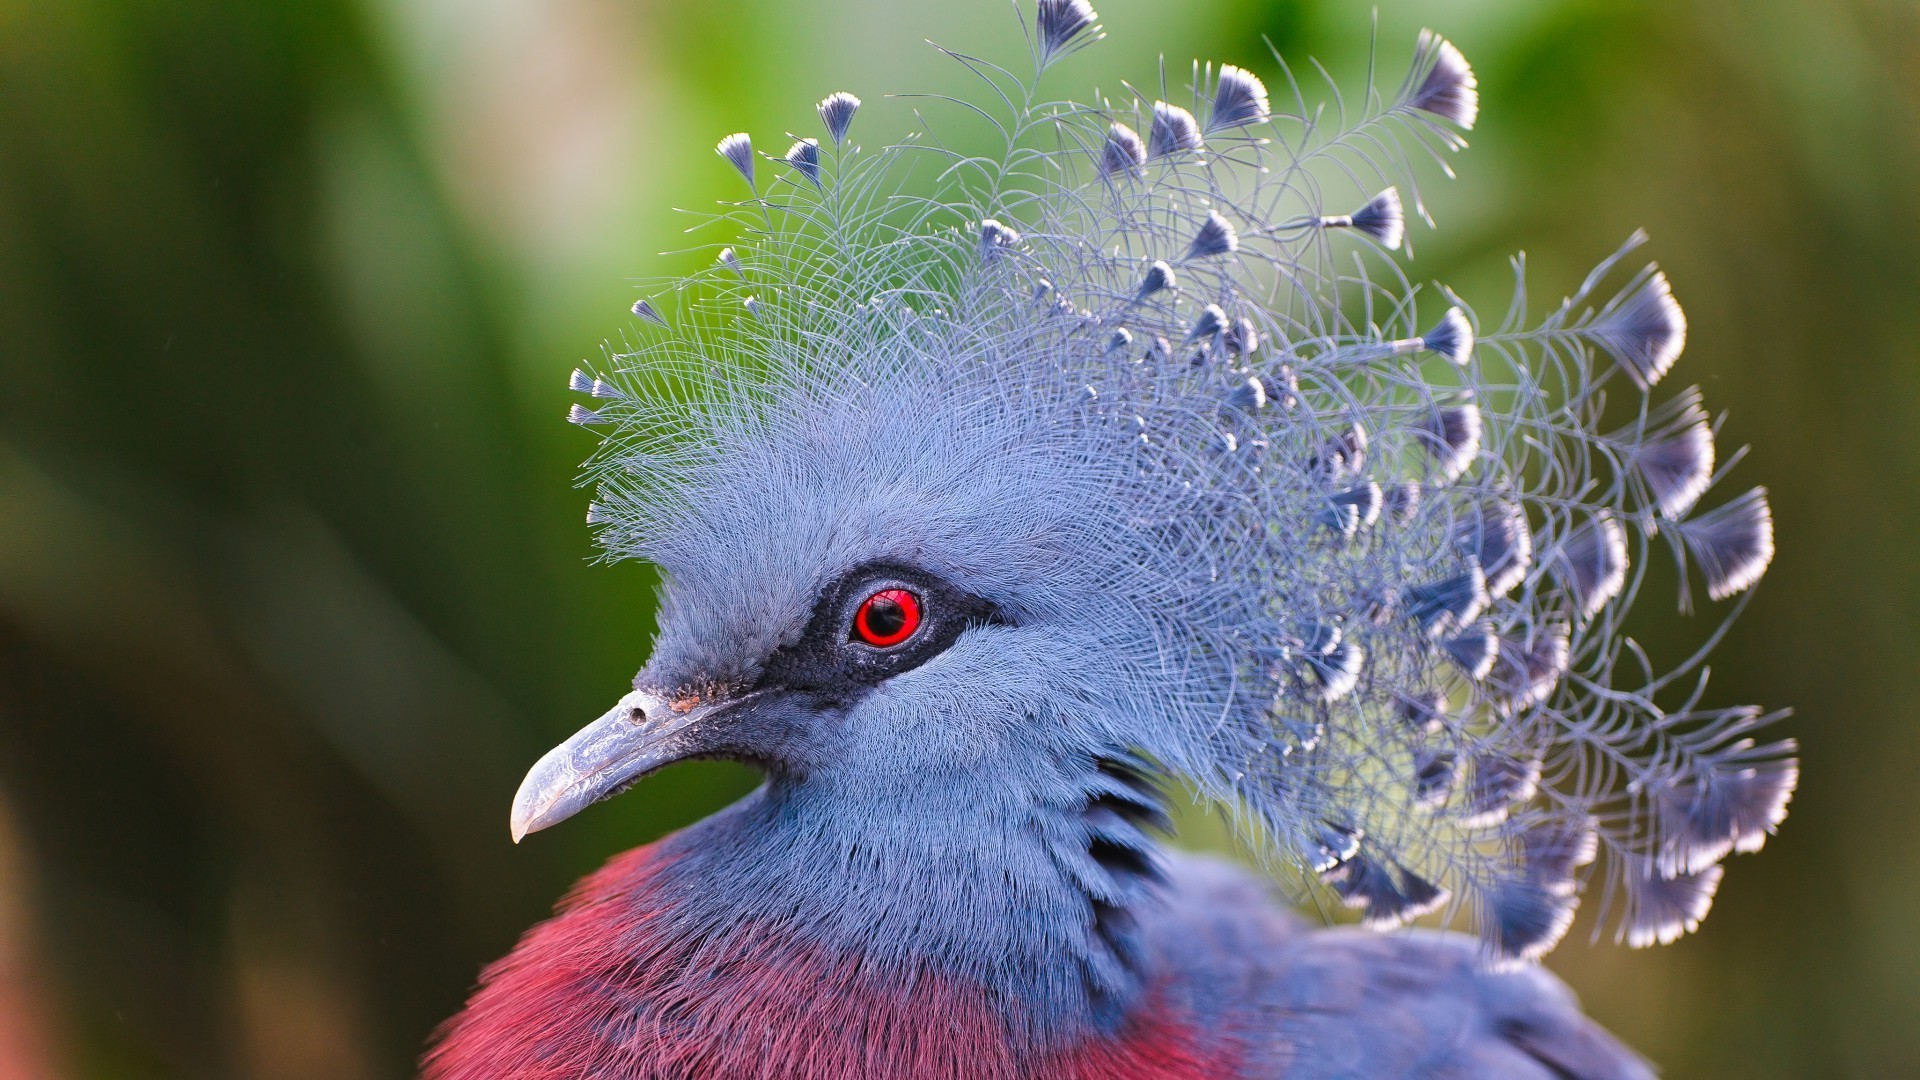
[644, 760, 1167, 1047]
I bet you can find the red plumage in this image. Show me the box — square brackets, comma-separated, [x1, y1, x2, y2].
[426, 843, 1239, 1080]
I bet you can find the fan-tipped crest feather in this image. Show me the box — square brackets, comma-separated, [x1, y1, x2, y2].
[817, 92, 861, 145]
[1618, 386, 1716, 517]
[1588, 269, 1687, 389]
[1405, 31, 1479, 130]
[1148, 101, 1203, 158]
[1676, 488, 1775, 601]
[1208, 65, 1271, 131]
[715, 132, 754, 187]
[1322, 188, 1405, 250]
[1036, 0, 1101, 62]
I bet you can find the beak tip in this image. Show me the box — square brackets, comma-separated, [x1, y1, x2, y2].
[508, 787, 544, 845]
[508, 795, 548, 845]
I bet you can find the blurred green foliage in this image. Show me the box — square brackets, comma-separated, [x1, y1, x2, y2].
[1, 0, 1916, 1076]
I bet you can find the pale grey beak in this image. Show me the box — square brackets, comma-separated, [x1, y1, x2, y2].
[509, 688, 721, 842]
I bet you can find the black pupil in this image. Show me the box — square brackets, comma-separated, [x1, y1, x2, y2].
[864, 595, 907, 639]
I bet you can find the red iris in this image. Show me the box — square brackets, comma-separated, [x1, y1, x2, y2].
[853, 588, 922, 648]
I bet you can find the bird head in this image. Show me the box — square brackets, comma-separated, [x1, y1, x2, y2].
[507, 6, 1793, 963]
[511, 328, 1209, 844]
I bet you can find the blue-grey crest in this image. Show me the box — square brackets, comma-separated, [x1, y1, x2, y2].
[548, 7, 1791, 967]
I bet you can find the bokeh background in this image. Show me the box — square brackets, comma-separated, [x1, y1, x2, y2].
[3, 0, 1917, 1075]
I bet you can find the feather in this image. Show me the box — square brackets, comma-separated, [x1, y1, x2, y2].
[715, 132, 755, 187]
[816, 92, 861, 145]
[1413, 748, 1460, 807]
[1619, 387, 1716, 518]
[1264, 363, 1300, 410]
[1279, 718, 1324, 756]
[1444, 622, 1498, 680]
[1183, 210, 1239, 261]
[1385, 481, 1422, 525]
[1310, 821, 1364, 873]
[1324, 853, 1449, 927]
[1652, 753, 1798, 875]
[1675, 487, 1774, 601]
[1208, 64, 1271, 130]
[1517, 816, 1598, 896]
[1552, 512, 1629, 618]
[1417, 400, 1481, 481]
[1099, 122, 1146, 177]
[1320, 188, 1405, 250]
[784, 138, 821, 186]
[1425, 307, 1475, 365]
[1309, 640, 1364, 702]
[1484, 874, 1578, 961]
[979, 218, 1023, 257]
[1461, 751, 1541, 827]
[1405, 565, 1489, 638]
[1622, 861, 1723, 948]
[1147, 101, 1203, 158]
[1036, 0, 1101, 61]
[1313, 422, 1369, 478]
[1135, 259, 1175, 300]
[1458, 500, 1533, 597]
[1224, 376, 1268, 413]
[1224, 317, 1259, 357]
[1488, 625, 1570, 712]
[1183, 303, 1227, 345]
[1396, 689, 1449, 735]
[1340, 481, 1384, 528]
[1587, 269, 1687, 389]
[1405, 31, 1478, 129]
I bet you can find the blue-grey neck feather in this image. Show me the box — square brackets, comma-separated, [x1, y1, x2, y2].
[646, 629, 1166, 1042]
[654, 783, 1146, 1039]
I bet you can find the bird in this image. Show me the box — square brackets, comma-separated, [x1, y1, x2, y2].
[427, 3, 1795, 1076]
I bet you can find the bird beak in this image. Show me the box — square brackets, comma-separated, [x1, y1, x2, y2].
[509, 688, 725, 842]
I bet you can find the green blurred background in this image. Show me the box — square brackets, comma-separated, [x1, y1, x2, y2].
[2, 0, 1916, 1075]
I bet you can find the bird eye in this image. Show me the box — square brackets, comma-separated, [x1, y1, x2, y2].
[852, 588, 922, 648]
